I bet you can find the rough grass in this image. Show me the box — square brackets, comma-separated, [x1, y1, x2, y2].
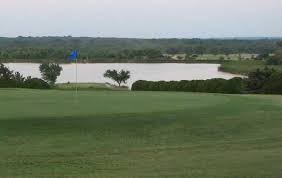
[195, 53, 257, 61]
[0, 89, 282, 177]
[219, 60, 282, 75]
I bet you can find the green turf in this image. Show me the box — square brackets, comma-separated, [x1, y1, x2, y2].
[1, 89, 282, 177]
[56, 83, 128, 91]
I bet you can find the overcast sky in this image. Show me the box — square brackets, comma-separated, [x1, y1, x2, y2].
[1, 0, 282, 38]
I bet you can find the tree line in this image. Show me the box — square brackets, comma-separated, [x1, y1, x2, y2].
[0, 37, 280, 62]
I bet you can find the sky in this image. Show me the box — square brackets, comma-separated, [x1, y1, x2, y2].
[1, 0, 282, 38]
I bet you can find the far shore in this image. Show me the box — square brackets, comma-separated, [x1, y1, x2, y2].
[1, 59, 227, 64]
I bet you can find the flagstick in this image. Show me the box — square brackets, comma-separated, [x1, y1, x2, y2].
[75, 57, 78, 98]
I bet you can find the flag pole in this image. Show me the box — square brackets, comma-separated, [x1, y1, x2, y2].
[75, 56, 78, 97]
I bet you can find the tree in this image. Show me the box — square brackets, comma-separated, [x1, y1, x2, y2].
[13, 72, 25, 83]
[24, 78, 50, 89]
[104, 69, 130, 87]
[256, 53, 269, 60]
[39, 63, 62, 85]
[266, 55, 282, 65]
[0, 63, 14, 80]
[219, 56, 225, 61]
[246, 67, 275, 92]
[266, 47, 282, 65]
[262, 72, 282, 94]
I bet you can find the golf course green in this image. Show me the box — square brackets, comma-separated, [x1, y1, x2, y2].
[1, 89, 282, 177]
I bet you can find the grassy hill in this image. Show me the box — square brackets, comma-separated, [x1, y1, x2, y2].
[0, 89, 282, 177]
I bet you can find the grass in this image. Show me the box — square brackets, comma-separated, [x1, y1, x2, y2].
[1, 89, 282, 177]
[56, 83, 128, 91]
[195, 53, 257, 61]
[219, 60, 282, 75]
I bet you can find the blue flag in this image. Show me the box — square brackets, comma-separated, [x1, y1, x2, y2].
[69, 51, 78, 61]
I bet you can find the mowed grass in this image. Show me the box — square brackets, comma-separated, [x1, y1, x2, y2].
[0, 89, 282, 177]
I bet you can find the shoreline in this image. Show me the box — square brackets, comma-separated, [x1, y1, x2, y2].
[1, 59, 225, 64]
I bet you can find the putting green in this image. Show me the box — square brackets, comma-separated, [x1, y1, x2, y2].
[0, 89, 282, 177]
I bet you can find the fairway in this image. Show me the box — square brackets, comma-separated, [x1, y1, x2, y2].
[1, 89, 282, 177]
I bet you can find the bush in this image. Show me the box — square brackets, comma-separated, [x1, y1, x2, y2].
[246, 67, 275, 93]
[256, 53, 269, 60]
[0, 78, 50, 89]
[262, 72, 282, 94]
[0, 63, 51, 89]
[266, 56, 282, 65]
[224, 77, 245, 94]
[132, 78, 245, 94]
[0, 79, 18, 88]
[132, 69, 281, 94]
[24, 78, 51, 89]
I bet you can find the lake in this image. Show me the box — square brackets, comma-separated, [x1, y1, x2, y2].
[4, 63, 242, 87]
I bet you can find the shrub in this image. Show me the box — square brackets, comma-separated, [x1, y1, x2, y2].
[132, 68, 281, 94]
[246, 67, 275, 93]
[262, 72, 282, 94]
[0, 63, 51, 89]
[266, 57, 282, 65]
[224, 77, 245, 94]
[256, 53, 269, 60]
[0, 79, 18, 88]
[24, 78, 51, 89]
[132, 78, 245, 94]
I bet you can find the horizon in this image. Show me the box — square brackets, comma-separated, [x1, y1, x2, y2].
[1, 36, 282, 40]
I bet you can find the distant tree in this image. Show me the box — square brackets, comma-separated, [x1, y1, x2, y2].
[190, 54, 198, 59]
[0, 37, 280, 62]
[104, 69, 130, 87]
[266, 55, 282, 65]
[39, 63, 62, 85]
[177, 56, 183, 60]
[256, 53, 269, 60]
[266, 48, 282, 65]
[166, 48, 179, 54]
[238, 54, 242, 60]
[219, 56, 225, 61]
[194, 46, 205, 55]
[277, 41, 282, 47]
[144, 49, 163, 58]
